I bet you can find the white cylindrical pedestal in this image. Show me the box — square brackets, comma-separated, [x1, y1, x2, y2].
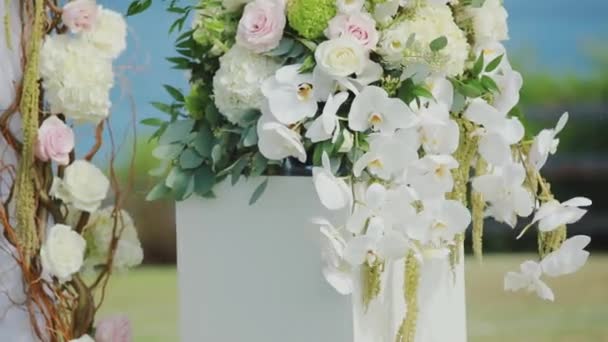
[176, 176, 466, 342]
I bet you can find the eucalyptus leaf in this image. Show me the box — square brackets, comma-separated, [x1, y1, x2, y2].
[231, 156, 249, 185]
[146, 182, 171, 201]
[194, 164, 215, 196]
[266, 38, 295, 56]
[165, 167, 194, 200]
[249, 178, 269, 205]
[180, 148, 204, 169]
[251, 152, 268, 177]
[243, 126, 258, 147]
[152, 143, 184, 160]
[193, 125, 214, 158]
[141, 118, 164, 127]
[159, 119, 195, 145]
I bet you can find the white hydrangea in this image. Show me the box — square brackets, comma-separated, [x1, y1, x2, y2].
[378, 4, 469, 76]
[464, 0, 508, 44]
[213, 45, 281, 125]
[69, 207, 143, 271]
[81, 6, 127, 59]
[40, 35, 114, 124]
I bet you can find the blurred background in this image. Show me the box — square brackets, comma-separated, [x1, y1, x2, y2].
[95, 0, 608, 341]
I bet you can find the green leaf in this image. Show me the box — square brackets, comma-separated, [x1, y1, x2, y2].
[472, 53, 484, 78]
[141, 118, 164, 127]
[211, 144, 224, 167]
[151, 102, 174, 115]
[242, 126, 258, 147]
[251, 152, 268, 177]
[249, 178, 269, 205]
[313, 141, 333, 166]
[481, 75, 500, 93]
[159, 119, 195, 145]
[127, 0, 152, 16]
[266, 38, 295, 56]
[298, 55, 316, 73]
[454, 80, 484, 98]
[194, 164, 215, 196]
[205, 103, 221, 126]
[146, 182, 171, 201]
[152, 144, 184, 160]
[485, 54, 504, 73]
[412, 86, 434, 99]
[164, 85, 185, 102]
[430, 36, 448, 52]
[165, 167, 194, 200]
[192, 125, 214, 158]
[180, 148, 204, 169]
[231, 157, 249, 185]
[166, 56, 191, 69]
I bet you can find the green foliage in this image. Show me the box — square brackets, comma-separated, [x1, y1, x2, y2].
[127, 0, 152, 16]
[429, 36, 448, 52]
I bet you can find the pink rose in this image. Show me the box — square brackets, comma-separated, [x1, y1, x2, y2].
[35, 116, 75, 165]
[236, 0, 286, 53]
[62, 0, 98, 34]
[325, 13, 379, 50]
[95, 315, 132, 342]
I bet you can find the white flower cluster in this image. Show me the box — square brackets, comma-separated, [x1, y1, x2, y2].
[199, 0, 591, 319]
[40, 3, 126, 124]
[378, 4, 469, 76]
[38, 1, 142, 284]
[213, 45, 281, 125]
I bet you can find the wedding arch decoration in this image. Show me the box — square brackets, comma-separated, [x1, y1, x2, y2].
[0, 1, 142, 341]
[141, 0, 592, 340]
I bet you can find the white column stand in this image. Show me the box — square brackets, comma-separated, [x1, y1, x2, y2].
[176, 176, 467, 342]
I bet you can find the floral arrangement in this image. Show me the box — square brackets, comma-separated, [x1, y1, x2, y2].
[1, 1, 141, 341]
[143, 0, 592, 339]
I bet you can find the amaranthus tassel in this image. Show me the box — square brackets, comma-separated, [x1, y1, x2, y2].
[395, 252, 420, 342]
[471, 157, 487, 261]
[15, 0, 45, 267]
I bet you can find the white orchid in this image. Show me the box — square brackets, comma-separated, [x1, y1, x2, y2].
[313, 152, 352, 210]
[407, 154, 459, 199]
[412, 100, 459, 155]
[256, 112, 306, 162]
[541, 235, 591, 278]
[346, 183, 417, 235]
[348, 86, 416, 133]
[472, 162, 534, 228]
[493, 69, 523, 115]
[406, 198, 471, 246]
[353, 130, 419, 180]
[343, 216, 409, 266]
[504, 260, 554, 302]
[261, 64, 320, 125]
[532, 197, 591, 232]
[505, 235, 590, 301]
[529, 112, 569, 171]
[464, 98, 524, 165]
[306, 91, 349, 143]
[315, 218, 353, 295]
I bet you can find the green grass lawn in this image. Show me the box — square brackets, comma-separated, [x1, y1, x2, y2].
[98, 255, 608, 342]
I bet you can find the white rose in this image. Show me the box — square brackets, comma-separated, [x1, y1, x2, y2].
[40, 224, 86, 283]
[465, 0, 509, 43]
[315, 37, 368, 78]
[50, 160, 110, 213]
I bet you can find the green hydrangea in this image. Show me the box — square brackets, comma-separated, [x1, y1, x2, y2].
[287, 0, 336, 39]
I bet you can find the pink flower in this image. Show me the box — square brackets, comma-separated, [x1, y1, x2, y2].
[95, 315, 132, 342]
[35, 116, 75, 165]
[325, 13, 379, 50]
[236, 0, 286, 53]
[62, 0, 98, 34]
